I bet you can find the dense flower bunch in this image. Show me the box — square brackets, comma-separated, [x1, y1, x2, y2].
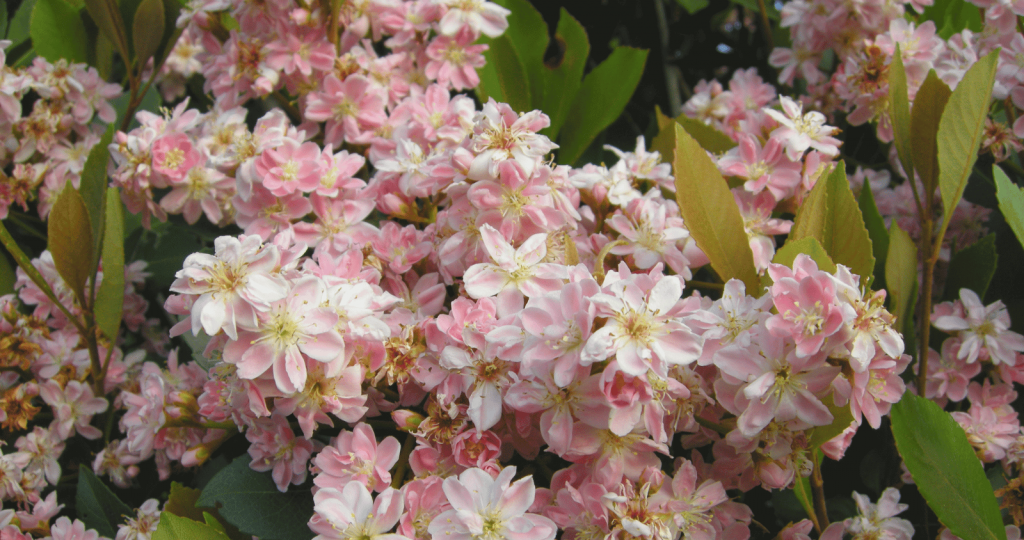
[2, 0, 1024, 539]
[0, 42, 121, 220]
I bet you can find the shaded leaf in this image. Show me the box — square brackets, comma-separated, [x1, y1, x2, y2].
[0, 0, 8, 37]
[30, 0, 89, 64]
[885, 223, 918, 342]
[943, 234, 997, 301]
[772, 237, 837, 274]
[488, 0, 546, 109]
[152, 512, 229, 540]
[938, 50, 997, 225]
[912, 70, 952, 199]
[195, 456, 314, 540]
[728, 0, 780, 19]
[79, 124, 116, 272]
[858, 182, 888, 288]
[891, 394, 1007, 540]
[539, 8, 587, 140]
[131, 0, 164, 65]
[558, 46, 648, 165]
[671, 123, 760, 294]
[676, 0, 709, 14]
[889, 45, 914, 180]
[164, 483, 205, 522]
[994, 164, 1024, 251]
[48, 183, 94, 306]
[8, 0, 36, 45]
[83, 0, 128, 60]
[95, 187, 125, 340]
[76, 464, 134, 539]
[807, 395, 855, 450]
[789, 164, 875, 280]
[474, 35, 531, 115]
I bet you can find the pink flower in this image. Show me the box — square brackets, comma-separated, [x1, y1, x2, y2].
[468, 100, 556, 182]
[838, 488, 914, 540]
[222, 276, 343, 394]
[39, 380, 108, 440]
[718, 134, 802, 201]
[766, 254, 853, 358]
[932, 288, 1024, 365]
[463, 225, 567, 315]
[255, 139, 324, 195]
[47, 517, 102, 540]
[763, 96, 841, 160]
[151, 133, 203, 183]
[247, 413, 317, 491]
[437, 0, 511, 37]
[425, 28, 489, 91]
[310, 481, 408, 540]
[314, 423, 401, 493]
[305, 74, 388, 146]
[428, 467, 557, 540]
[583, 268, 703, 378]
[715, 327, 840, 436]
[168, 235, 287, 341]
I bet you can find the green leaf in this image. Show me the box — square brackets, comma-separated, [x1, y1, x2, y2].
[920, 0, 983, 40]
[83, 0, 128, 61]
[133, 222, 204, 289]
[474, 35, 531, 114]
[152, 513, 229, 540]
[539, 8, 588, 141]
[111, 83, 161, 130]
[76, 464, 134, 538]
[676, 0, 709, 14]
[789, 164, 875, 280]
[671, 123, 760, 294]
[48, 183, 94, 307]
[95, 187, 125, 340]
[131, 0, 164, 65]
[489, 0, 546, 109]
[889, 44, 914, 181]
[858, 182, 888, 287]
[728, 0, 780, 20]
[772, 237, 837, 274]
[938, 50, 997, 227]
[943, 234, 997, 301]
[891, 393, 1007, 540]
[30, 0, 89, 64]
[195, 456, 315, 540]
[164, 482, 206, 521]
[673, 114, 737, 155]
[912, 70, 952, 200]
[79, 125, 116, 272]
[0, 1, 9, 38]
[558, 46, 648, 165]
[885, 223, 918, 342]
[7, 0, 36, 45]
[994, 164, 1024, 251]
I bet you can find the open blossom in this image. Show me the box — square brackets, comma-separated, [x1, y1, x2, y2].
[932, 288, 1024, 365]
[583, 267, 703, 378]
[38, 380, 108, 440]
[428, 467, 556, 540]
[463, 225, 567, 315]
[766, 254, 854, 358]
[763, 96, 841, 160]
[169, 235, 287, 341]
[314, 423, 401, 493]
[310, 481, 407, 540]
[821, 488, 914, 540]
[222, 275, 343, 394]
[437, 0, 511, 37]
[248, 413, 317, 491]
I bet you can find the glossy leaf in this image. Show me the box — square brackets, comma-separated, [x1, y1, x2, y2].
[539, 8, 588, 140]
[76, 465, 134, 539]
[943, 234, 997, 301]
[994, 164, 1024, 251]
[672, 123, 760, 294]
[858, 183, 888, 287]
[48, 183, 94, 307]
[558, 46, 648, 165]
[152, 513, 229, 540]
[8, 0, 36, 46]
[771, 237, 837, 274]
[30, 0, 89, 64]
[95, 188, 125, 340]
[80, 125, 116, 271]
[889, 45, 913, 180]
[912, 70, 952, 199]
[475, 35, 531, 114]
[492, 0, 546, 108]
[789, 164, 875, 281]
[195, 456, 315, 540]
[885, 223, 918, 341]
[131, 0, 165, 65]
[891, 393, 1007, 540]
[938, 50, 997, 225]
